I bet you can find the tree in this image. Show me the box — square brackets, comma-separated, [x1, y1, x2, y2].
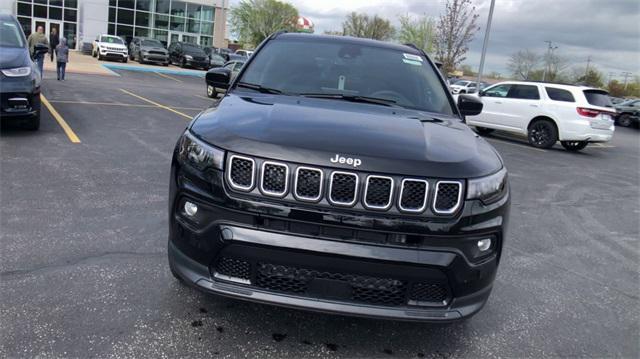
[230, 0, 298, 47]
[507, 49, 540, 80]
[543, 52, 569, 82]
[342, 12, 395, 41]
[460, 64, 476, 76]
[397, 14, 436, 54]
[323, 30, 344, 36]
[434, 0, 480, 74]
[572, 66, 604, 88]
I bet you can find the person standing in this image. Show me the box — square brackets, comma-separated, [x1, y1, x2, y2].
[55, 38, 69, 81]
[27, 26, 48, 76]
[49, 27, 59, 62]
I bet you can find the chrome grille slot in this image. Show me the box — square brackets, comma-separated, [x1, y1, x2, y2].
[363, 176, 393, 210]
[294, 167, 323, 201]
[399, 179, 428, 212]
[329, 171, 358, 206]
[227, 155, 255, 191]
[433, 181, 462, 214]
[260, 161, 289, 197]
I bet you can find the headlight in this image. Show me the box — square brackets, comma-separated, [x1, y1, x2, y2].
[466, 167, 508, 204]
[178, 131, 224, 171]
[2, 67, 31, 77]
[185, 55, 193, 60]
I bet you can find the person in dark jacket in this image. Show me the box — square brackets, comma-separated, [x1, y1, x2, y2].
[49, 27, 59, 62]
[27, 25, 48, 76]
[55, 37, 69, 81]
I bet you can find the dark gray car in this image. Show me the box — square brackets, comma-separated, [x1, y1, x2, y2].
[129, 37, 169, 66]
[614, 99, 640, 127]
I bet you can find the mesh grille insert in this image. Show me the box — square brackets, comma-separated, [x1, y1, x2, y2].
[229, 157, 254, 189]
[295, 168, 322, 200]
[365, 176, 393, 208]
[400, 180, 427, 211]
[329, 172, 357, 205]
[434, 182, 461, 213]
[262, 162, 288, 195]
[215, 257, 251, 280]
[408, 282, 448, 304]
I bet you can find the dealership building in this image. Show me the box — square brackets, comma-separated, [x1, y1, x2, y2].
[0, 0, 229, 50]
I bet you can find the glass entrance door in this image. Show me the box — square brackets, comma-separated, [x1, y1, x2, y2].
[32, 18, 62, 43]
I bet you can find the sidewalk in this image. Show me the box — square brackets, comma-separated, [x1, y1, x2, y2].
[43, 51, 208, 77]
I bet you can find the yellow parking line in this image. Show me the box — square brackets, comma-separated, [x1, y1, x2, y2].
[119, 89, 193, 120]
[40, 95, 81, 143]
[154, 71, 183, 83]
[48, 100, 201, 111]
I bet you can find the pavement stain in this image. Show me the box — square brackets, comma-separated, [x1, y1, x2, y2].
[325, 342, 339, 351]
[383, 348, 393, 355]
[301, 340, 312, 345]
[199, 307, 208, 313]
[215, 325, 224, 333]
[272, 333, 287, 342]
[191, 320, 203, 327]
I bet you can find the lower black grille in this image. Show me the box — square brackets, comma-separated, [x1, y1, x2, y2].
[434, 182, 461, 213]
[364, 176, 393, 209]
[149, 50, 166, 55]
[255, 262, 407, 306]
[329, 172, 357, 205]
[261, 162, 287, 195]
[215, 257, 251, 280]
[229, 156, 254, 190]
[295, 168, 322, 200]
[408, 282, 448, 304]
[400, 180, 428, 212]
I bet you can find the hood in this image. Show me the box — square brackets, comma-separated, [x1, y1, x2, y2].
[183, 48, 206, 56]
[141, 46, 167, 53]
[190, 92, 503, 179]
[0, 46, 30, 69]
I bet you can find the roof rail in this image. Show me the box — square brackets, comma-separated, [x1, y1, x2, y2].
[270, 31, 288, 40]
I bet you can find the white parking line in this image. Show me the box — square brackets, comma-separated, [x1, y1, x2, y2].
[485, 137, 548, 152]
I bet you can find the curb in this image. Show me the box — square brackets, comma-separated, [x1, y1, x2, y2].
[101, 64, 206, 78]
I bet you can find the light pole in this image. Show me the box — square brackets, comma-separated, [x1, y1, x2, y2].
[542, 41, 557, 82]
[476, 0, 495, 91]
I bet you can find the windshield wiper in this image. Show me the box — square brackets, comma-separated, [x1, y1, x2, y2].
[236, 82, 284, 95]
[299, 93, 397, 107]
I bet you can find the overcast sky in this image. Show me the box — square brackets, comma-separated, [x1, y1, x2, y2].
[230, 0, 640, 80]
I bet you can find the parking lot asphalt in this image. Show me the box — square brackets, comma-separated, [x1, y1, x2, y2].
[1, 69, 639, 358]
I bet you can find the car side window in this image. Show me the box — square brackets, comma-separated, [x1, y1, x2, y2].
[545, 87, 575, 102]
[224, 62, 234, 70]
[507, 85, 540, 100]
[483, 84, 511, 98]
[233, 62, 244, 71]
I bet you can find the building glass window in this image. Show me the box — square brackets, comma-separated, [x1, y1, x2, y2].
[200, 21, 213, 35]
[135, 27, 149, 37]
[186, 3, 201, 19]
[186, 18, 199, 33]
[109, 7, 116, 23]
[117, 8, 134, 25]
[108, 23, 116, 35]
[201, 6, 214, 22]
[154, 14, 169, 29]
[136, 0, 153, 11]
[200, 36, 212, 47]
[64, 0, 78, 8]
[116, 24, 134, 37]
[50, 0, 63, 6]
[34, 5, 47, 18]
[155, 0, 170, 14]
[109, 0, 117, 7]
[136, 11, 152, 27]
[153, 29, 168, 46]
[49, 7, 63, 20]
[118, 0, 135, 9]
[63, 21, 76, 48]
[170, 1, 186, 17]
[63, 9, 76, 22]
[17, 2, 31, 17]
[17, 16, 31, 37]
[170, 16, 185, 31]
[33, 0, 47, 4]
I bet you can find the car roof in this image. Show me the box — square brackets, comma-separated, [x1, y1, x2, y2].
[490, 81, 605, 92]
[274, 33, 423, 55]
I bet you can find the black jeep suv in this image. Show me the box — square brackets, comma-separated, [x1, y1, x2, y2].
[168, 33, 510, 322]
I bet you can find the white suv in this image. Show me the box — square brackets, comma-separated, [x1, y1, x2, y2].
[465, 81, 615, 151]
[92, 34, 128, 63]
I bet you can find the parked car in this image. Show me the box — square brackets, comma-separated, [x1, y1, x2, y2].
[609, 96, 625, 105]
[450, 80, 487, 94]
[614, 99, 640, 127]
[92, 34, 128, 62]
[234, 49, 254, 57]
[168, 42, 209, 70]
[466, 81, 615, 151]
[0, 14, 47, 130]
[205, 59, 245, 98]
[203, 47, 226, 68]
[215, 47, 232, 61]
[129, 37, 169, 66]
[172, 33, 509, 323]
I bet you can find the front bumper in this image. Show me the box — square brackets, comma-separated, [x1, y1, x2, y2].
[0, 77, 40, 121]
[168, 158, 509, 322]
[142, 53, 169, 63]
[185, 60, 209, 69]
[100, 50, 127, 59]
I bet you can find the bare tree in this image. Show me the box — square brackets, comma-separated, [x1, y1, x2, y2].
[397, 14, 436, 54]
[434, 0, 480, 74]
[342, 12, 395, 41]
[507, 49, 540, 80]
[543, 52, 570, 82]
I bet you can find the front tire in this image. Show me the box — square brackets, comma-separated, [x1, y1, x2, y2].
[561, 141, 588, 151]
[528, 119, 558, 148]
[617, 114, 633, 127]
[122, 57, 128, 63]
[181, 59, 187, 68]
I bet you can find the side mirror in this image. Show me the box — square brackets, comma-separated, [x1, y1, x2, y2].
[206, 67, 231, 93]
[34, 43, 49, 55]
[458, 94, 483, 117]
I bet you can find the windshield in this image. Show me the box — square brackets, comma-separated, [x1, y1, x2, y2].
[238, 39, 454, 115]
[182, 43, 202, 51]
[101, 36, 124, 45]
[141, 39, 162, 47]
[0, 19, 26, 48]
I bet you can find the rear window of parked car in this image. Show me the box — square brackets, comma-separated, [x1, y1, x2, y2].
[583, 90, 612, 107]
[545, 87, 575, 102]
